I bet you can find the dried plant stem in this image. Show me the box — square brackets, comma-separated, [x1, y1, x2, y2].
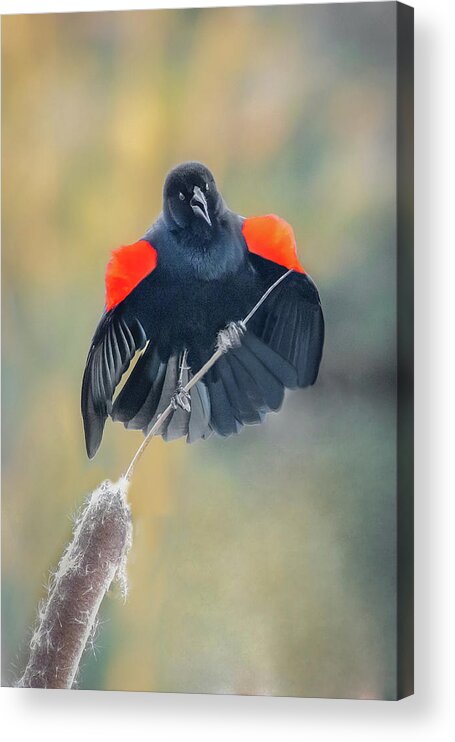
[18, 480, 132, 689]
[124, 267, 293, 481]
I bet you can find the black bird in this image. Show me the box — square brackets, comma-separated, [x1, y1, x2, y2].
[81, 161, 324, 458]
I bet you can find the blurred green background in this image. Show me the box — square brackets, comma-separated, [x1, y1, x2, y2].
[2, 3, 398, 698]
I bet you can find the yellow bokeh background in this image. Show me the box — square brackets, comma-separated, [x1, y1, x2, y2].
[3, 4, 398, 697]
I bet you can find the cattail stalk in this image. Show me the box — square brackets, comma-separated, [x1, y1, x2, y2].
[18, 479, 131, 688]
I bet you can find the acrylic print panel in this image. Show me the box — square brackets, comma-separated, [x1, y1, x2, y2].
[1, 2, 414, 699]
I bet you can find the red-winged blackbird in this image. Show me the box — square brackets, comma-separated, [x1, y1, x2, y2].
[82, 161, 324, 458]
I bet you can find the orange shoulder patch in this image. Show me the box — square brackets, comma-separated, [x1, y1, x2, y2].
[105, 239, 158, 310]
[242, 215, 305, 273]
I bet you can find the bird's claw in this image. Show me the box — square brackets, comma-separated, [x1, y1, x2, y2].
[170, 386, 191, 413]
[216, 321, 246, 353]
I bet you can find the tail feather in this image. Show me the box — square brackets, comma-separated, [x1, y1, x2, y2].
[162, 362, 190, 442]
[143, 356, 179, 435]
[203, 330, 294, 435]
[206, 369, 241, 437]
[227, 354, 268, 416]
[188, 380, 212, 443]
[230, 342, 284, 411]
[241, 332, 297, 389]
[111, 345, 213, 443]
[217, 356, 263, 425]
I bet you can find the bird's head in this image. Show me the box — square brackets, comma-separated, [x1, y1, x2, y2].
[162, 161, 225, 233]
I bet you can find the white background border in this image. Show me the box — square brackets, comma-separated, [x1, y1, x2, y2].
[1, 0, 454, 739]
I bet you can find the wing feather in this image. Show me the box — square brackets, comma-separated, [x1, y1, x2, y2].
[246, 252, 324, 389]
[81, 308, 147, 458]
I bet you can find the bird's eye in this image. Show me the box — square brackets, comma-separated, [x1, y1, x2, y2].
[179, 192, 185, 201]
[205, 183, 209, 191]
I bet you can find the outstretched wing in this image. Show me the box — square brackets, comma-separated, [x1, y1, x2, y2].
[242, 215, 324, 387]
[81, 239, 157, 458]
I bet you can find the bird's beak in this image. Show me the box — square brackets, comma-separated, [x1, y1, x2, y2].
[190, 185, 212, 226]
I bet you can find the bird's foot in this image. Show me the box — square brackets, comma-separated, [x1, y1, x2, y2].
[170, 386, 191, 413]
[216, 321, 246, 353]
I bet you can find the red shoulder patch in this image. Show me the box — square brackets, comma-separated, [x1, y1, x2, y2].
[105, 239, 158, 310]
[242, 215, 305, 273]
